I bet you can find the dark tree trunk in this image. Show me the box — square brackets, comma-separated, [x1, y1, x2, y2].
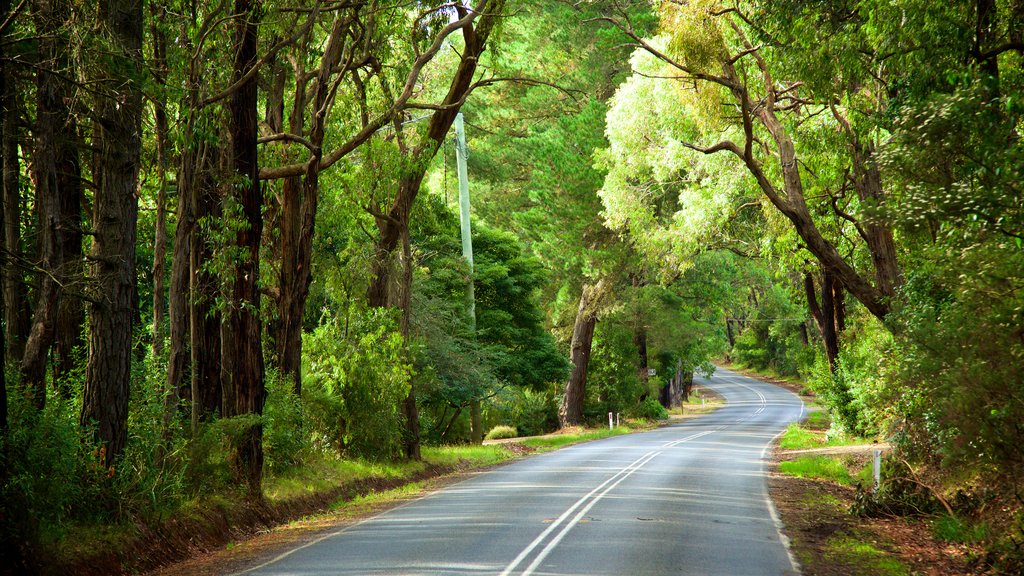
[850, 141, 901, 300]
[192, 151, 223, 423]
[559, 280, 605, 428]
[1, 28, 27, 366]
[166, 138, 193, 430]
[725, 317, 735, 348]
[25, 0, 79, 406]
[151, 3, 169, 362]
[0, 0, 6, 428]
[81, 0, 143, 467]
[222, 0, 265, 498]
[804, 271, 839, 371]
[635, 326, 648, 384]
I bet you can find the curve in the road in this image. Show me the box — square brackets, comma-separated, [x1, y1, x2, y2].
[235, 366, 804, 576]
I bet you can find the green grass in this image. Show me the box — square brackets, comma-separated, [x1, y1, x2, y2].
[779, 419, 875, 451]
[521, 426, 634, 450]
[780, 423, 820, 449]
[779, 456, 854, 485]
[826, 535, 909, 576]
[484, 425, 518, 440]
[932, 515, 989, 544]
[421, 444, 512, 467]
[803, 409, 830, 430]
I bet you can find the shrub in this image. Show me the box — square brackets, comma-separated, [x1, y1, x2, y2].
[303, 308, 412, 460]
[629, 397, 669, 421]
[484, 425, 518, 440]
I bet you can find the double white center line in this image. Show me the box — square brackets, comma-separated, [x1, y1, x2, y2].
[498, 450, 662, 576]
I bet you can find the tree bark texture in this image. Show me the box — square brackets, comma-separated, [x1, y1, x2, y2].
[805, 271, 840, 371]
[151, 3, 169, 362]
[192, 146, 223, 425]
[0, 0, 6, 428]
[222, 0, 265, 498]
[559, 279, 606, 428]
[81, 0, 143, 468]
[276, 15, 348, 396]
[2, 34, 28, 366]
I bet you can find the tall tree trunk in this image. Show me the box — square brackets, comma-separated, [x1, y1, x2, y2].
[804, 271, 839, 371]
[1, 28, 27, 366]
[276, 16, 346, 396]
[222, 0, 265, 498]
[166, 145, 191, 432]
[0, 0, 6, 428]
[23, 0, 80, 408]
[559, 279, 605, 428]
[399, 227, 420, 459]
[151, 3, 169, 361]
[81, 0, 143, 467]
[192, 150, 223, 424]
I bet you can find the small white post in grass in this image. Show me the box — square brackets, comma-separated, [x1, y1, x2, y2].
[609, 412, 614, 430]
[701, 397, 705, 408]
[873, 449, 882, 493]
[616, 413, 620, 427]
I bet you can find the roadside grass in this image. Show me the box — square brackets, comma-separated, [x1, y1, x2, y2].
[521, 425, 636, 450]
[826, 534, 910, 576]
[932, 514, 990, 544]
[779, 456, 854, 485]
[779, 408, 875, 451]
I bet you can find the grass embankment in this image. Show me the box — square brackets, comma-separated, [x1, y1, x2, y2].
[58, 423, 659, 576]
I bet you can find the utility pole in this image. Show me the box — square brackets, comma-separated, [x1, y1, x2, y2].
[454, 112, 482, 444]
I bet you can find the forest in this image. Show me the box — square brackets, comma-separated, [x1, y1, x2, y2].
[0, 0, 1022, 573]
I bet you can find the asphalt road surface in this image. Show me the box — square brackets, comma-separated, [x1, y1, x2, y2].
[236, 366, 804, 576]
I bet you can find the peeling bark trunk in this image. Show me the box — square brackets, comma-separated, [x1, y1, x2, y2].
[81, 0, 143, 467]
[222, 0, 265, 498]
[559, 280, 605, 428]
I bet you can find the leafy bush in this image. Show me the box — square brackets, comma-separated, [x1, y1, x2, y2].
[484, 425, 518, 440]
[262, 370, 306, 471]
[303, 309, 411, 460]
[629, 397, 669, 421]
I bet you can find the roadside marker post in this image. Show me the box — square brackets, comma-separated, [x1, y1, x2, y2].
[873, 449, 882, 493]
[608, 412, 614, 430]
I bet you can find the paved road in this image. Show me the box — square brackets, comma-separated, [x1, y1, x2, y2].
[236, 367, 804, 576]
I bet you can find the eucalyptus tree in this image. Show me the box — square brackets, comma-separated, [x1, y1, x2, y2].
[592, 0, 903, 323]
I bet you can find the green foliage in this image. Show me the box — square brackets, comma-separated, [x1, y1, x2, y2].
[262, 371, 306, 471]
[483, 425, 517, 441]
[629, 397, 669, 421]
[587, 322, 645, 419]
[303, 309, 411, 460]
[409, 197, 567, 442]
[488, 387, 558, 438]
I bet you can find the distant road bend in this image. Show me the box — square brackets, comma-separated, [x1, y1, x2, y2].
[236, 367, 804, 576]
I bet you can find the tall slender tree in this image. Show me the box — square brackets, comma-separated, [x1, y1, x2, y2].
[221, 0, 265, 497]
[80, 0, 143, 467]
